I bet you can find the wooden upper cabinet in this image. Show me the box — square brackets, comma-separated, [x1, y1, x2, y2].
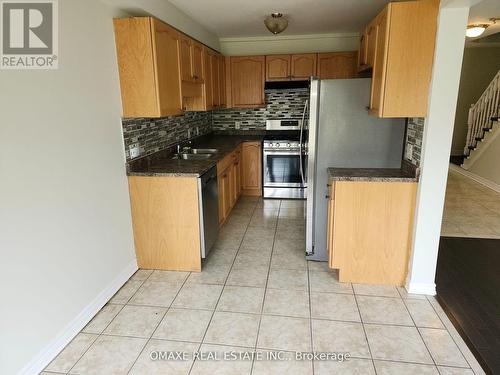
[211, 52, 220, 107]
[317, 52, 358, 79]
[230, 56, 265, 108]
[358, 33, 368, 68]
[266, 55, 291, 81]
[179, 35, 205, 83]
[366, 0, 439, 117]
[265, 53, 316, 81]
[203, 47, 213, 110]
[113, 17, 182, 118]
[218, 54, 226, 107]
[291, 53, 316, 80]
[369, 8, 389, 117]
[179, 35, 193, 82]
[191, 41, 204, 82]
[152, 19, 183, 117]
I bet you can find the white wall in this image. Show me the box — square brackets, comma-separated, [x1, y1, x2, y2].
[0, 1, 137, 374]
[452, 46, 500, 154]
[102, 0, 220, 50]
[469, 130, 500, 185]
[220, 33, 360, 56]
[406, 4, 469, 295]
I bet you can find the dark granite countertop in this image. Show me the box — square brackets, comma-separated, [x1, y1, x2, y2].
[126, 133, 265, 177]
[328, 161, 419, 183]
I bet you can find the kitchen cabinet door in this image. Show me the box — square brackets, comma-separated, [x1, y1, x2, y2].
[266, 55, 291, 81]
[113, 17, 183, 118]
[235, 149, 242, 197]
[218, 54, 226, 107]
[231, 56, 265, 108]
[327, 184, 336, 269]
[291, 54, 316, 80]
[211, 52, 221, 107]
[369, 8, 389, 116]
[151, 18, 183, 117]
[203, 47, 213, 110]
[191, 41, 204, 82]
[317, 52, 358, 79]
[217, 171, 225, 225]
[364, 0, 438, 117]
[179, 34, 193, 82]
[241, 141, 262, 196]
[366, 24, 378, 68]
[222, 169, 231, 219]
[358, 32, 368, 69]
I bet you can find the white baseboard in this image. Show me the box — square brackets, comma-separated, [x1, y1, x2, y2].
[407, 282, 436, 296]
[449, 164, 500, 193]
[19, 259, 138, 375]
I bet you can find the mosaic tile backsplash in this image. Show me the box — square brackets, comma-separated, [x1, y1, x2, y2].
[121, 88, 309, 161]
[122, 112, 211, 160]
[212, 88, 310, 131]
[405, 117, 424, 167]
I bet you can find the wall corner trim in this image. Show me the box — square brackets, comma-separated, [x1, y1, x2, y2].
[19, 259, 138, 375]
[407, 282, 437, 296]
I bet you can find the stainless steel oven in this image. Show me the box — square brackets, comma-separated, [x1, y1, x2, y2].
[263, 138, 307, 199]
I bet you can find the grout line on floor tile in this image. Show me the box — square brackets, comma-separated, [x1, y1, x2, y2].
[188, 200, 258, 375]
[426, 296, 478, 373]
[400, 293, 438, 369]
[125, 272, 190, 374]
[352, 291, 378, 375]
[250, 199, 280, 375]
[63, 270, 154, 374]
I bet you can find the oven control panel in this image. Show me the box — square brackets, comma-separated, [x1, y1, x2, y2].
[263, 140, 301, 150]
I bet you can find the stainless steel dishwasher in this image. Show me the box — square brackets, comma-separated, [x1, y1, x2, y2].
[198, 166, 219, 258]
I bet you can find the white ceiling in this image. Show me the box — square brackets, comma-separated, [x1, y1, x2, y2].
[166, 0, 390, 38]
[467, 0, 500, 45]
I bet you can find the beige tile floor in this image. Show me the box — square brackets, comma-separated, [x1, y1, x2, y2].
[442, 168, 500, 239]
[43, 197, 484, 375]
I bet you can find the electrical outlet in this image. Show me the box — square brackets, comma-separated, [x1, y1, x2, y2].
[129, 143, 140, 159]
[235, 121, 241, 130]
[405, 144, 413, 160]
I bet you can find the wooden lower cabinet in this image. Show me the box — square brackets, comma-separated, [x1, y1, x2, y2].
[128, 176, 202, 272]
[217, 142, 259, 225]
[241, 142, 262, 196]
[327, 180, 417, 285]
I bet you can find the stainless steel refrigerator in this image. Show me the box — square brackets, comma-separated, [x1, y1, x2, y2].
[305, 78, 406, 261]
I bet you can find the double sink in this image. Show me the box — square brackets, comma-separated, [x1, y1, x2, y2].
[173, 148, 219, 160]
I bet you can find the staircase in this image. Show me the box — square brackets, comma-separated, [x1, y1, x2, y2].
[462, 70, 500, 170]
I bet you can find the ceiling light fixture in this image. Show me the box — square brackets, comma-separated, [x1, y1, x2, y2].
[466, 24, 489, 38]
[466, 18, 498, 38]
[264, 13, 288, 35]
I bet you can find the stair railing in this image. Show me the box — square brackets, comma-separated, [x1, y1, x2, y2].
[464, 70, 500, 156]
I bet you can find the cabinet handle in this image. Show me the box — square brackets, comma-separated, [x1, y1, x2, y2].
[325, 195, 330, 199]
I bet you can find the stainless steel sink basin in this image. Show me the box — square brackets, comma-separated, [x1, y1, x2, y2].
[191, 148, 218, 154]
[175, 153, 212, 160]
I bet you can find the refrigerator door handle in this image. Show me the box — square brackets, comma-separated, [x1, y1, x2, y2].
[306, 79, 320, 256]
[299, 99, 309, 185]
